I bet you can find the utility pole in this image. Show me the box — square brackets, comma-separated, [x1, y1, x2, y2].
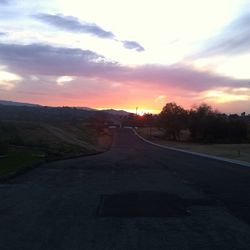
[136, 107, 138, 115]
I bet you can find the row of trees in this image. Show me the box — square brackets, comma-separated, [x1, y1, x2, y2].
[159, 103, 249, 143]
[126, 103, 249, 143]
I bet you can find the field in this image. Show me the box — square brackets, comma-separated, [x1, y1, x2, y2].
[0, 120, 113, 176]
[137, 127, 250, 163]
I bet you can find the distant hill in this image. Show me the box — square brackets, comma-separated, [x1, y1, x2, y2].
[75, 107, 131, 115]
[75, 107, 97, 111]
[0, 100, 40, 107]
[101, 109, 131, 116]
[0, 100, 131, 116]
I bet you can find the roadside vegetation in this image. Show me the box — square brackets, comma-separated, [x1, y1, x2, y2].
[0, 147, 43, 176]
[124, 102, 250, 162]
[0, 105, 114, 176]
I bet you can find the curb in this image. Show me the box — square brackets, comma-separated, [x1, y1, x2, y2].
[133, 129, 250, 168]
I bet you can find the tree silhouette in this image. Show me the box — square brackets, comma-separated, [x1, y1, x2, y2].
[159, 103, 187, 141]
[157, 102, 248, 143]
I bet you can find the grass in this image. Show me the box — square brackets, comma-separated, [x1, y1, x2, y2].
[0, 147, 44, 176]
[137, 127, 250, 163]
[0, 121, 113, 176]
[0, 121, 113, 156]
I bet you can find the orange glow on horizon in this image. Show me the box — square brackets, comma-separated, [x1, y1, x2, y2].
[98, 107, 160, 114]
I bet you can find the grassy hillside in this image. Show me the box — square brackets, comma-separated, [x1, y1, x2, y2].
[0, 105, 113, 176]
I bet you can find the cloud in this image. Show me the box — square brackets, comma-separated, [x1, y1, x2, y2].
[154, 95, 166, 103]
[56, 76, 74, 86]
[0, 70, 21, 90]
[35, 13, 115, 39]
[0, 43, 121, 77]
[122, 40, 145, 52]
[35, 13, 145, 52]
[0, 0, 11, 4]
[198, 11, 250, 56]
[0, 32, 7, 36]
[0, 42, 248, 112]
[0, 43, 248, 94]
[126, 64, 248, 92]
[198, 87, 250, 103]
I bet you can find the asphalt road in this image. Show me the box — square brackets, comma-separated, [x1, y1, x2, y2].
[1, 128, 250, 249]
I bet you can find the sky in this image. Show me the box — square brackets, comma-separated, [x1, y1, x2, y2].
[0, 0, 250, 114]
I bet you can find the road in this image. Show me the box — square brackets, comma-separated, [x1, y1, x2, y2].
[1, 128, 250, 249]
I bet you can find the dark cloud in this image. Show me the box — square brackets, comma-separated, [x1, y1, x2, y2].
[34, 13, 145, 52]
[198, 11, 250, 56]
[124, 64, 247, 91]
[35, 13, 115, 39]
[122, 40, 145, 52]
[0, 43, 247, 92]
[0, 43, 121, 77]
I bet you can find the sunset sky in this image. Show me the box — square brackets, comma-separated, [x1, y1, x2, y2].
[0, 0, 250, 114]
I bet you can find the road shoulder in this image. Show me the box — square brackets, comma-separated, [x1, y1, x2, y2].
[133, 128, 250, 168]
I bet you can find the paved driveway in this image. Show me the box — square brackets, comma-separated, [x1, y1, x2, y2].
[1, 128, 250, 249]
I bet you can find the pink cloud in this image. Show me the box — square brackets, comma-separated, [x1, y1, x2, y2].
[0, 43, 249, 113]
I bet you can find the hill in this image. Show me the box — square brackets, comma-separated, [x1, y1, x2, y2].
[0, 100, 131, 116]
[101, 109, 131, 116]
[0, 104, 115, 175]
[0, 100, 40, 107]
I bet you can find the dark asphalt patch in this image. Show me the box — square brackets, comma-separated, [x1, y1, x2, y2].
[97, 191, 215, 217]
[0, 207, 12, 216]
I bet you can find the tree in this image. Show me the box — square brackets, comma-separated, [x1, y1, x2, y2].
[159, 102, 187, 141]
[188, 103, 216, 142]
[142, 113, 154, 126]
[188, 103, 248, 143]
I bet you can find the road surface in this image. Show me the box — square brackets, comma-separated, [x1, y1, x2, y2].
[1, 128, 250, 249]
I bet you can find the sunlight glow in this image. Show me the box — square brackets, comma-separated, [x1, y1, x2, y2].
[193, 54, 250, 79]
[44, 0, 246, 65]
[201, 88, 250, 103]
[124, 108, 158, 115]
[0, 0, 249, 113]
[154, 95, 167, 104]
[0, 70, 22, 90]
[57, 76, 74, 86]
